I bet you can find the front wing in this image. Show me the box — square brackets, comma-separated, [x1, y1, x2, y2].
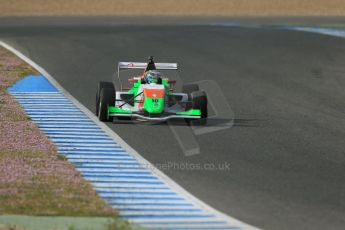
[108, 106, 201, 121]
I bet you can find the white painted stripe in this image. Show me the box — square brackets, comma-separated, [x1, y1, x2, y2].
[15, 96, 67, 99]
[82, 172, 151, 177]
[107, 200, 188, 205]
[28, 112, 85, 115]
[38, 125, 98, 128]
[51, 138, 114, 143]
[70, 159, 140, 164]
[26, 109, 80, 112]
[82, 172, 153, 177]
[59, 151, 125, 154]
[29, 113, 87, 119]
[128, 217, 218, 222]
[17, 99, 70, 102]
[11, 92, 61, 94]
[48, 135, 109, 139]
[72, 163, 142, 167]
[35, 121, 94, 125]
[42, 128, 103, 132]
[23, 105, 75, 108]
[86, 179, 161, 184]
[120, 211, 209, 216]
[139, 224, 232, 229]
[112, 205, 198, 210]
[58, 147, 122, 151]
[20, 103, 73, 105]
[32, 118, 90, 121]
[93, 183, 169, 189]
[77, 168, 149, 173]
[45, 132, 106, 135]
[56, 143, 118, 147]
[100, 194, 181, 199]
[66, 155, 133, 160]
[22, 105, 77, 108]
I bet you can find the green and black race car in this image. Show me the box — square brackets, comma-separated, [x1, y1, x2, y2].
[96, 57, 207, 123]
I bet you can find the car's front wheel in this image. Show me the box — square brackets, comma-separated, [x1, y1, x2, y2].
[96, 81, 114, 115]
[190, 91, 208, 125]
[98, 88, 115, 122]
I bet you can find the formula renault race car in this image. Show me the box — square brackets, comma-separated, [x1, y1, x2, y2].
[96, 57, 207, 123]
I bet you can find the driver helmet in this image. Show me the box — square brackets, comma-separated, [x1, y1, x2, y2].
[144, 70, 161, 84]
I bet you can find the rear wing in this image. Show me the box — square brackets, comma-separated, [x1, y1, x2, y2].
[118, 62, 178, 70]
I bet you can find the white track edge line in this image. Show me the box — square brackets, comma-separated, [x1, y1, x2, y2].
[0, 40, 259, 230]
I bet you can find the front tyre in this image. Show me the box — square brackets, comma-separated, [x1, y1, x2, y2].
[96, 81, 114, 115]
[98, 88, 115, 122]
[191, 91, 207, 125]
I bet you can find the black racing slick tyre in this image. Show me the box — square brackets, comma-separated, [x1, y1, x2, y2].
[191, 91, 208, 125]
[96, 81, 114, 115]
[98, 88, 115, 122]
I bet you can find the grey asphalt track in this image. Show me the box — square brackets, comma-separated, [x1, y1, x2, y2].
[1, 17, 345, 230]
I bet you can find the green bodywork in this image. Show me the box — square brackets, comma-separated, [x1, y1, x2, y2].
[108, 106, 132, 114]
[143, 97, 164, 113]
[176, 109, 201, 116]
[108, 79, 201, 117]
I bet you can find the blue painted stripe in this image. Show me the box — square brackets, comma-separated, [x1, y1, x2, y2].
[49, 137, 112, 140]
[25, 109, 81, 112]
[109, 203, 193, 207]
[67, 156, 133, 160]
[33, 119, 92, 122]
[69, 157, 136, 161]
[20, 102, 73, 105]
[27, 111, 88, 116]
[87, 171, 151, 175]
[102, 197, 184, 201]
[118, 208, 202, 212]
[39, 125, 98, 128]
[76, 166, 146, 169]
[135, 221, 227, 225]
[18, 99, 71, 102]
[72, 162, 140, 165]
[98, 191, 177, 195]
[36, 122, 94, 125]
[8, 75, 58, 92]
[96, 187, 170, 190]
[82, 174, 158, 179]
[88, 181, 164, 185]
[46, 133, 107, 137]
[53, 141, 116, 145]
[43, 130, 105, 133]
[58, 145, 121, 149]
[59, 150, 124, 154]
[61, 153, 129, 157]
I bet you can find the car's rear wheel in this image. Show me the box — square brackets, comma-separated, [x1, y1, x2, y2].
[190, 91, 207, 125]
[98, 88, 115, 122]
[96, 81, 114, 115]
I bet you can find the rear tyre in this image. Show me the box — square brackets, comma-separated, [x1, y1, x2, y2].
[190, 91, 207, 125]
[98, 88, 115, 122]
[96, 81, 114, 115]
